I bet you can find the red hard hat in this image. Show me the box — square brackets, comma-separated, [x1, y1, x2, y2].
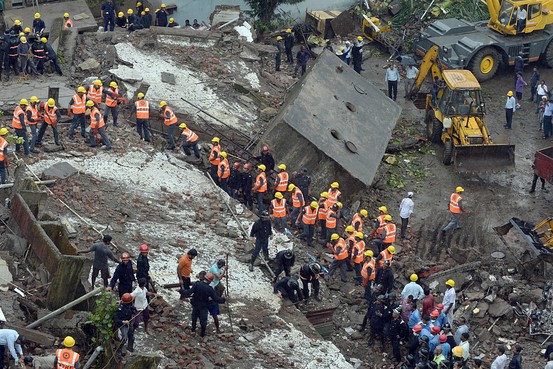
[244, 163, 251, 169]
[139, 244, 149, 252]
[121, 293, 133, 303]
[431, 326, 441, 334]
[262, 145, 269, 152]
[430, 310, 440, 318]
[439, 334, 447, 343]
[413, 324, 422, 333]
[233, 162, 241, 169]
[436, 303, 444, 311]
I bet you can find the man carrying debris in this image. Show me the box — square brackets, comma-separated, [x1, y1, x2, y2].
[249, 210, 273, 271]
[36, 98, 61, 147]
[0, 329, 25, 368]
[274, 276, 303, 305]
[129, 92, 151, 142]
[284, 29, 294, 64]
[86, 100, 112, 150]
[78, 234, 119, 287]
[179, 123, 200, 158]
[0, 128, 9, 185]
[54, 336, 80, 369]
[178, 248, 198, 291]
[159, 101, 178, 150]
[442, 187, 466, 235]
[108, 252, 136, 298]
[68, 87, 87, 140]
[273, 249, 295, 281]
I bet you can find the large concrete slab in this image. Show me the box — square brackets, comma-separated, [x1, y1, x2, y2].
[0, 78, 74, 108]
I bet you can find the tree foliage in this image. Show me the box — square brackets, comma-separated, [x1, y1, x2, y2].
[244, 0, 305, 27]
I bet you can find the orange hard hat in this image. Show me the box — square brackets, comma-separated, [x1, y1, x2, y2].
[121, 293, 133, 303]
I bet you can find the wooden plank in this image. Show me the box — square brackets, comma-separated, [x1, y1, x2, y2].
[5, 323, 56, 346]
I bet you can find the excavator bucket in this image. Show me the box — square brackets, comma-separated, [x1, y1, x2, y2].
[453, 144, 515, 172]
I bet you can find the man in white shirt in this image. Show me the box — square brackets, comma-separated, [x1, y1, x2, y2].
[516, 6, 527, 33]
[399, 191, 414, 240]
[404, 65, 419, 98]
[537, 80, 549, 112]
[0, 329, 25, 367]
[401, 273, 424, 301]
[131, 278, 156, 334]
[385, 62, 400, 101]
[442, 279, 456, 325]
[491, 345, 507, 369]
[458, 332, 470, 361]
[545, 352, 553, 369]
[505, 91, 517, 129]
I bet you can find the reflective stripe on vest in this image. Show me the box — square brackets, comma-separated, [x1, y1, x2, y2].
[71, 94, 86, 114]
[44, 106, 58, 125]
[0, 138, 7, 162]
[105, 88, 119, 107]
[302, 206, 317, 225]
[181, 128, 198, 142]
[163, 107, 178, 126]
[327, 189, 341, 206]
[135, 100, 149, 119]
[317, 201, 328, 220]
[217, 158, 230, 179]
[33, 46, 45, 59]
[383, 223, 396, 243]
[275, 171, 289, 191]
[334, 238, 349, 260]
[209, 145, 220, 165]
[292, 188, 304, 208]
[326, 209, 337, 229]
[352, 213, 363, 232]
[25, 105, 39, 125]
[88, 85, 103, 104]
[361, 259, 376, 280]
[352, 240, 365, 263]
[255, 172, 267, 192]
[376, 214, 386, 227]
[64, 19, 73, 29]
[347, 233, 356, 248]
[12, 106, 25, 129]
[377, 250, 393, 268]
[56, 348, 80, 369]
[449, 193, 462, 213]
[8, 45, 18, 57]
[90, 107, 105, 129]
[271, 198, 286, 218]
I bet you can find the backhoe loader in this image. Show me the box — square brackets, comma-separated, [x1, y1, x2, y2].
[410, 46, 515, 172]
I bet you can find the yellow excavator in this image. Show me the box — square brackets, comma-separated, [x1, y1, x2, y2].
[409, 45, 515, 172]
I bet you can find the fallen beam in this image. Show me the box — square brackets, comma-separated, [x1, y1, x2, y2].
[5, 323, 55, 346]
[0, 179, 56, 189]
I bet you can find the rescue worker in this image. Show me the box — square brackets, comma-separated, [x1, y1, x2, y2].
[351, 209, 368, 233]
[217, 151, 230, 193]
[325, 202, 341, 242]
[316, 192, 329, 240]
[401, 274, 425, 302]
[0, 328, 24, 367]
[292, 167, 311, 199]
[131, 277, 156, 334]
[249, 211, 273, 271]
[256, 145, 275, 173]
[10, 19, 24, 34]
[273, 276, 303, 305]
[126, 9, 136, 29]
[77, 234, 119, 288]
[17, 36, 39, 76]
[270, 192, 288, 232]
[159, 101, 178, 150]
[351, 232, 366, 285]
[68, 86, 87, 140]
[369, 295, 387, 350]
[209, 137, 221, 180]
[43, 37, 62, 75]
[375, 260, 394, 294]
[103, 81, 120, 127]
[12, 99, 30, 155]
[288, 184, 305, 231]
[284, 28, 294, 64]
[294, 45, 310, 77]
[296, 201, 318, 246]
[116, 12, 127, 28]
[376, 245, 396, 269]
[252, 164, 268, 213]
[6, 31, 20, 78]
[155, 4, 169, 27]
[374, 214, 396, 252]
[142, 8, 152, 28]
[63, 13, 73, 29]
[351, 36, 363, 74]
[129, 92, 151, 142]
[177, 248, 197, 291]
[442, 187, 466, 234]
[179, 123, 200, 158]
[442, 279, 456, 325]
[87, 80, 104, 106]
[274, 249, 295, 281]
[101, 0, 116, 32]
[23, 355, 56, 368]
[327, 182, 341, 206]
[86, 100, 112, 150]
[180, 271, 226, 337]
[36, 98, 61, 146]
[24, 96, 41, 153]
[344, 225, 356, 271]
[299, 262, 323, 301]
[136, 244, 150, 285]
[54, 336, 80, 369]
[361, 250, 376, 302]
[374, 206, 388, 232]
[274, 164, 289, 194]
[31, 36, 46, 74]
[136, 1, 144, 14]
[228, 162, 242, 199]
[274, 36, 283, 71]
[0, 128, 9, 185]
[327, 234, 348, 282]
[241, 163, 253, 210]
[389, 309, 409, 364]
[108, 252, 135, 298]
[113, 293, 136, 352]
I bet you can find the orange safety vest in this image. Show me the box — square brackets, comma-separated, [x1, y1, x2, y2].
[271, 198, 286, 218]
[209, 145, 220, 165]
[255, 172, 267, 193]
[71, 94, 86, 114]
[25, 105, 39, 125]
[135, 99, 149, 119]
[352, 240, 365, 264]
[351, 213, 363, 232]
[181, 128, 198, 143]
[383, 223, 396, 243]
[449, 193, 462, 214]
[334, 238, 349, 260]
[326, 209, 337, 229]
[90, 107, 105, 129]
[0, 137, 8, 162]
[327, 189, 341, 206]
[377, 249, 393, 268]
[105, 88, 119, 107]
[88, 85, 103, 104]
[275, 171, 289, 192]
[163, 107, 178, 126]
[361, 258, 376, 281]
[64, 19, 73, 29]
[347, 233, 356, 249]
[376, 214, 386, 227]
[44, 105, 58, 125]
[55, 348, 80, 369]
[317, 200, 328, 220]
[217, 158, 230, 179]
[12, 106, 25, 129]
[291, 188, 304, 208]
[302, 205, 317, 225]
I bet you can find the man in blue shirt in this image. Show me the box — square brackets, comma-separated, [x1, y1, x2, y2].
[101, 0, 116, 32]
[385, 62, 400, 101]
[293, 46, 310, 78]
[504, 90, 516, 129]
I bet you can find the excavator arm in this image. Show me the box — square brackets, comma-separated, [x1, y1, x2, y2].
[407, 45, 444, 99]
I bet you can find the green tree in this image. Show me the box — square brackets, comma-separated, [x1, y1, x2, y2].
[245, 0, 305, 30]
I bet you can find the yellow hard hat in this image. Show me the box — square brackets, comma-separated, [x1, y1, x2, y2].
[141, 11, 146, 15]
[63, 336, 75, 348]
[336, 202, 343, 208]
[330, 182, 339, 188]
[145, 7, 150, 12]
[278, 164, 286, 170]
[410, 274, 418, 282]
[276, 36, 283, 41]
[137, 92, 144, 99]
[387, 245, 396, 254]
[137, 1, 142, 5]
[340, 46, 345, 51]
[355, 232, 364, 239]
[86, 100, 95, 107]
[220, 151, 227, 159]
[357, 36, 363, 41]
[286, 28, 292, 33]
[41, 37, 47, 43]
[14, 20, 21, 25]
[320, 191, 329, 199]
[30, 96, 39, 103]
[169, 18, 174, 23]
[507, 90, 513, 96]
[19, 99, 29, 105]
[445, 279, 455, 287]
[118, 12, 124, 17]
[330, 233, 339, 241]
[379, 206, 387, 213]
[360, 209, 368, 217]
[48, 98, 55, 107]
[93, 79, 102, 86]
[310, 201, 319, 209]
[19, 32, 24, 36]
[345, 225, 354, 233]
[161, 3, 166, 7]
[127, 9, 133, 14]
[0, 128, 9, 136]
[275, 192, 283, 199]
[179, 123, 187, 129]
[364, 250, 374, 257]
[24, 27, 31, 33]
[211, 137, 220, 143]
[77, 86, 86, 93]
[287, 184, 295, 191]
[452, 346, 463, 358]
[64, 13, 70, 18]
[258, 164, 266, 171]
[20, 36, 27, 43]
[384, 214, 392, 221]
[35, 12, 41, 18]
[159, 101, 167, 107]
[456, 186, 464, 193]
[109, 81, 118, 88]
